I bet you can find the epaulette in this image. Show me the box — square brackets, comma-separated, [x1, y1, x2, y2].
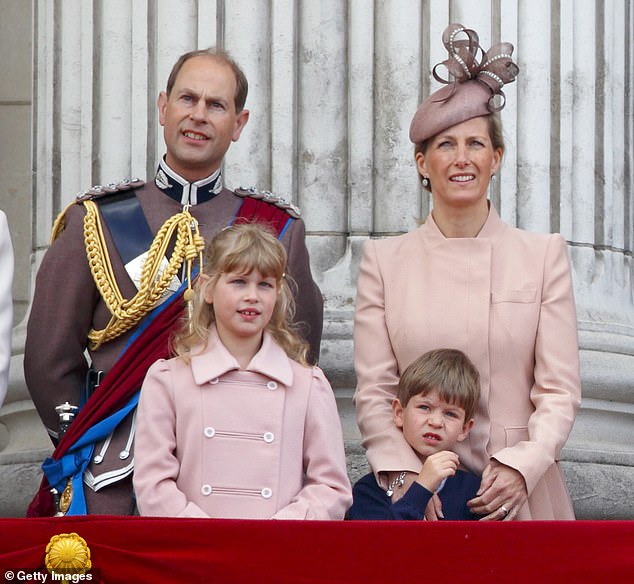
[51, 179, 146, 243]
[234, 186, 301, 219]
[75, 178, 146, 202]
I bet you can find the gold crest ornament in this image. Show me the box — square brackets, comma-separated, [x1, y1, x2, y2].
[45, 532, 92, 574]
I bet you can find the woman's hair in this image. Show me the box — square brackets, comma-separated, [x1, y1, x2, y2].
[171, 223, 309, 365]
[414, 112, 504, 192]
[397, 348, 480, 421]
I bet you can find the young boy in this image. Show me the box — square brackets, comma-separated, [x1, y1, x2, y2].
[348, 348, 481, 520]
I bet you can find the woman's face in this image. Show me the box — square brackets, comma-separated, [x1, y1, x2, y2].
[415, 116, 502, 212]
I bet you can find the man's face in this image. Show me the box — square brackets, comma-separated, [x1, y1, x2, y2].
[158, 55, 249, 182]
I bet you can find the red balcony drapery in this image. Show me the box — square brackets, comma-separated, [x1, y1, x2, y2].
[1, 517, 633, 583]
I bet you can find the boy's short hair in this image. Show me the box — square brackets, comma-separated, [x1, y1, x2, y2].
[397, 349, 480, 420]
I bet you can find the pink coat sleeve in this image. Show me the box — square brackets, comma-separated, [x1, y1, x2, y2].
[133, 359, 210, 517]
[492, 234, 581, 493]
[271, 367, 352, 519]
[353, 240, 422, 481]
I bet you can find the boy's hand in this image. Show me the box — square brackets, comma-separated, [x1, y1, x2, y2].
[424, 493, 444, 520]
[416, 451, 459, 493]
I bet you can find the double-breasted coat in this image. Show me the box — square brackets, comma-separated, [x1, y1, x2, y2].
[354, 206, 581, 519]
[134, 328, 352, 519]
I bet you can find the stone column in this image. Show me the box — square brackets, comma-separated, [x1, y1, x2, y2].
[560, 0, 634, 518]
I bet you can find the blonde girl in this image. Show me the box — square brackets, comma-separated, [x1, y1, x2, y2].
[134, 223, 352, 519]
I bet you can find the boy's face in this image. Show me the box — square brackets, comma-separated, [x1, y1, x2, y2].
[392, 388, 474, 459]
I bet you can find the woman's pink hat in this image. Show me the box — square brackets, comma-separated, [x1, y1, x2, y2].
[409, 24, 519, 144]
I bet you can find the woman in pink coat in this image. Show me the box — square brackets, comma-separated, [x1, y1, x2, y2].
[134, 224, 351, 519]
[354, 24, 581, 520]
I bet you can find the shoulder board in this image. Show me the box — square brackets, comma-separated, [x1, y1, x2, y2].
[50, 179, 146, 244]
[75, 178, 146, 203]
[234, 186, 301, 219]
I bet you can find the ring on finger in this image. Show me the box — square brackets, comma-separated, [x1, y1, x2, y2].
[500, 505, 510, 516]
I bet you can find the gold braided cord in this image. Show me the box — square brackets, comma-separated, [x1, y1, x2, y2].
[83, 200, 205, 350]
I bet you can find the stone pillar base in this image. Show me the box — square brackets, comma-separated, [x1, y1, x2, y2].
[0, 449, 50, 518]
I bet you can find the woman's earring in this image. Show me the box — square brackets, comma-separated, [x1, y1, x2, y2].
[490, 174, 497, 183]
[422, 177, 429, 187]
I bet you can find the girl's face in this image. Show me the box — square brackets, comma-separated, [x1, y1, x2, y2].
[415, 116, 502, 212]
[204, 267, 278, 348]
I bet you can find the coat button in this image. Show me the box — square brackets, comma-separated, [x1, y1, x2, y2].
[263, 432, 274, 443]
[204, 427, 216, 438]
[201, 484, 213, 496]
[210, 378, 219, 385]
[261, 488, 273, 499]
[266, 381, 278, 390]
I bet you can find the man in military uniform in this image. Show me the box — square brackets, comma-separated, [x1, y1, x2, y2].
[24, 49, 323, 515]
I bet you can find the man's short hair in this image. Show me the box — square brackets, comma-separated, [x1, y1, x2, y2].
[397, 348, 480, 421]
[165, 48, 248, 112]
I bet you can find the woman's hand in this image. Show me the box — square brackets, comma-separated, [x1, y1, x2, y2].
[467, 460, 528, 520]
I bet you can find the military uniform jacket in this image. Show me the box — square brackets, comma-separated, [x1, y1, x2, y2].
[24, 169, 323, 509]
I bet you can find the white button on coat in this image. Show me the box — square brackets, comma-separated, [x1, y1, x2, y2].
[201, 484, 213, 496]
[263, 432, 275, 443]
[204, 427, 216, 438]
[261, 488, 273, 499]
[266, 381, 278, 390]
